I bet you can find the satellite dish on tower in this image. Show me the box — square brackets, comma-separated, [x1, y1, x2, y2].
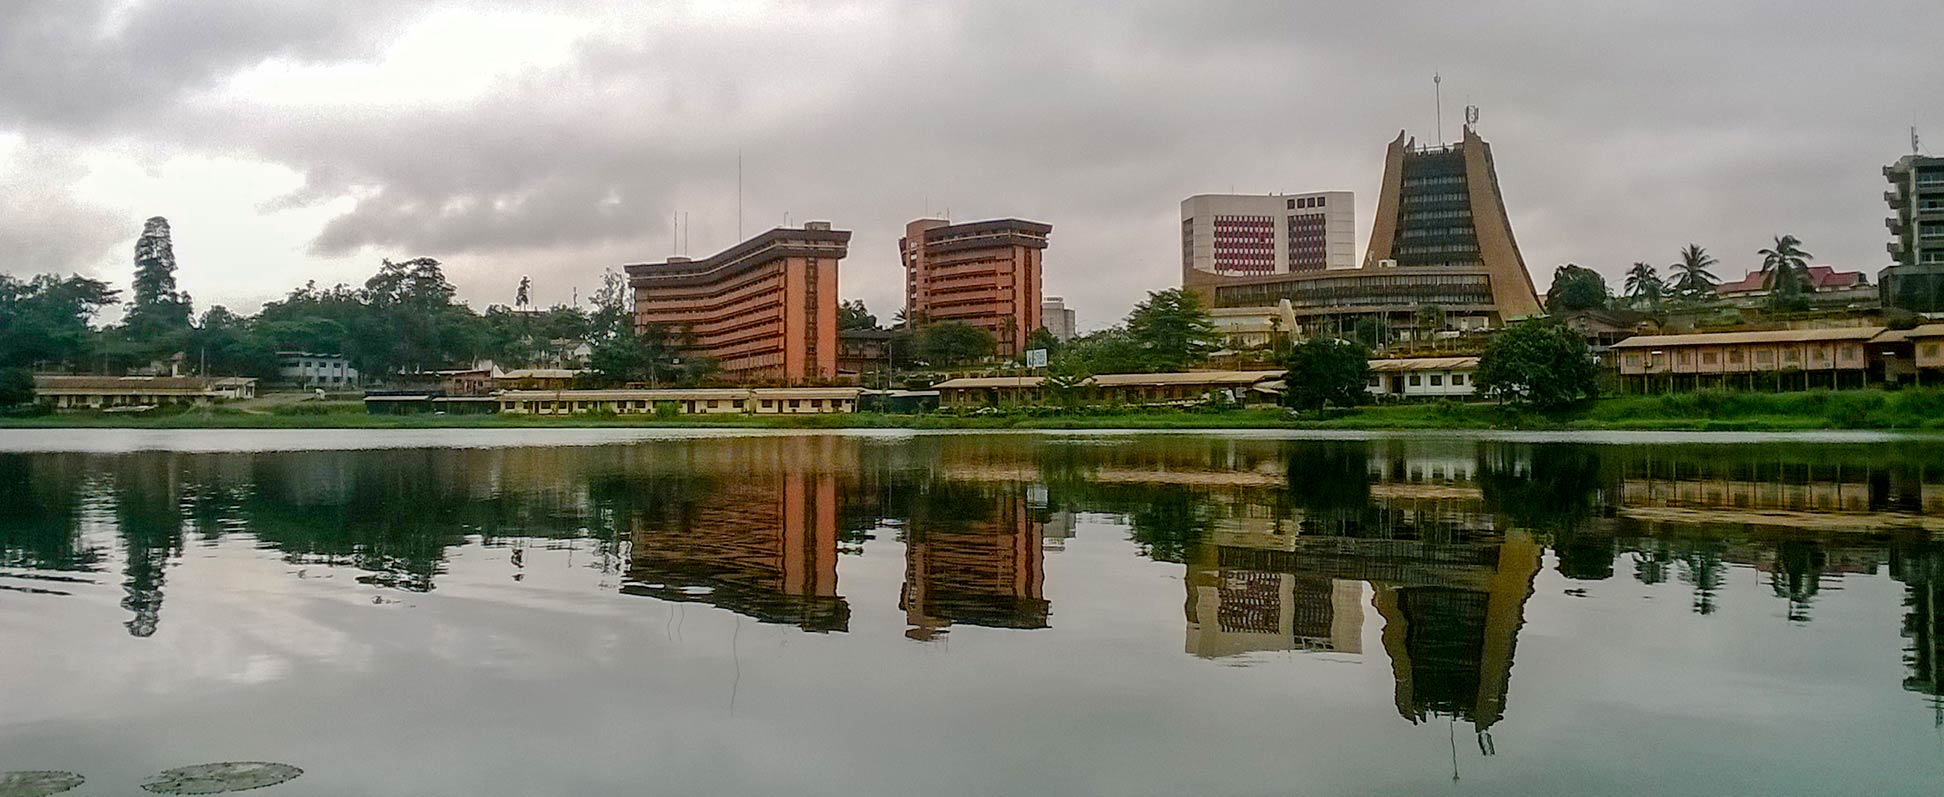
[1465, 105, 1481, 127]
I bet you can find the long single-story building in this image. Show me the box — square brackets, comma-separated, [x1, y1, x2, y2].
[931, 370, 1285, 409]
[1366, 357, 1479, 398]
[33, 375, 257, 411]
[496, 387, 861, 415]
[1609, 327, 1884, 390]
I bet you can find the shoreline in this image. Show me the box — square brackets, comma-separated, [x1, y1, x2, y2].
[7, 402, 1944, 433]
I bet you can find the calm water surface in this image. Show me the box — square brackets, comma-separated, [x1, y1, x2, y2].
[2, 430, 1942, 795]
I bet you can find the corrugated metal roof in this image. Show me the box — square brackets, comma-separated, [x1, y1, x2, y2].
[931, 376, 1045, 390]
[931, 371, 1284, 390]
[1610, 327, 1886, 349]
[499, 369, 585, 379]
[498, 389, 750, 400]
[1902, 323, 1944, 339]
[1089, 370, 1284, 387]
[33, 375, 255, 393]
[1367, 357, 1479, 372]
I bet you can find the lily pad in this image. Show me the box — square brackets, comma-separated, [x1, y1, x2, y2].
[140, 762, 303, 794]
[0, 771, 85, 797]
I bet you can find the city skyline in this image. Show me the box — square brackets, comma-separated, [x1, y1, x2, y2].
[3, 3, 1942, 333]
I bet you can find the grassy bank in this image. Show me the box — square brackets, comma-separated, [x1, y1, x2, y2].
[9, 389, 1944, 432]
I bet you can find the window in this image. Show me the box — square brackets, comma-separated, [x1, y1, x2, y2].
[1430, 374, 1444, 386]
[1756, 350, 1773, 364]
[1624, 354, 1641, 367]
[1408, 374, 1422, 386]
[1452, 373, 1466, 386]
[1286, 198, 1296, 210]
[1701, 352, 1718, 365]
[1368, 377, 1381, 387]
[707, 400, 718, 408]
[1728, 350, 1745, 364]
[1926, 343, 1941, 358]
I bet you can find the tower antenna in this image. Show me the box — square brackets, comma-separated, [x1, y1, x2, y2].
[1914, 126, 1923, 156]
[1434, 73, 1444, 146]
[737, 150, 744, 240]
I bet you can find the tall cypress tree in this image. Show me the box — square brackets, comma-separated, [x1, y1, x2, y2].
[125, 216, 192, 342]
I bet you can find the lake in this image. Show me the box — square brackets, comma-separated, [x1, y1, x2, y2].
[2, 429, 1942, 795]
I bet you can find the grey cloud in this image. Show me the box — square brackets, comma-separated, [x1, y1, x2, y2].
[4, 1, 1944, 322]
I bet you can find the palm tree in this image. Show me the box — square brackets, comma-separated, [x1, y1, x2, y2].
[1758, 235, 1814, 311]
[1668, 244, 1719, 300]
[1624, 262, 1664, 310]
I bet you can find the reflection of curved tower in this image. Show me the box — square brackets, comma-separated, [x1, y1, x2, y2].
[901, 490, 1049, 640]
[623, 471, 848, 632]
[1375, 531, 1542, 732]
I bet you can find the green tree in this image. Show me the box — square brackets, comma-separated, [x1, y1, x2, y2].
[1024, 326, 1060, 357]
[1351, 316, 1390, 350]
[1758, 234, 1814, 312]
[190, 306, 278, 377]
[838, 299, 877, 331]
[914, 321, 994, 367]
[1624, 262, 1664, 310]
[0, 368, 32, 407]
[588, 323, 706, 387]
[0, 274, 119, 370]
[1544, 264, 1611, 314]
[1124, 288, 1219, 371]
[1282, 337, 1370, 411]
[1669, 244, 1719, 300]
[1054, 328, 1146, 375]
[1475, 321, 1598, 409]
[124, 216, 193, 354]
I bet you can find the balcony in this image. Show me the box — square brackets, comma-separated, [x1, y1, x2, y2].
[1887, 190, 1906, 207]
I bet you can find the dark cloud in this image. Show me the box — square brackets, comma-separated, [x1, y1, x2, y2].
[2, 1, 1942, 324]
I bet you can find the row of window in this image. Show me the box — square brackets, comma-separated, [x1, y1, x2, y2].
[1286, 195, 1329, 210]
[1402, 175, 1468, 189]
[1402, 208, 1473, 223]
[1399, 227, 1478, 239]
[1369, 372, 1469, 388]
[1402, 192, 1468, 205]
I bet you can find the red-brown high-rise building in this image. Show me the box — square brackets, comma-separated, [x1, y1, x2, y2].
[900, 218, 1052, 357]
[626, 223, 849, 384]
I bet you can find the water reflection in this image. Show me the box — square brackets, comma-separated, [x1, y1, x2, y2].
[5, 434, 1944, 734]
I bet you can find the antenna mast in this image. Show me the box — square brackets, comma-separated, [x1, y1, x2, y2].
[737, 150, 744, 240]
[1434, 73, 1444, 146]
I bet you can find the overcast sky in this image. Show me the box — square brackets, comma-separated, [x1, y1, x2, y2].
[4, 1, 1941, 331]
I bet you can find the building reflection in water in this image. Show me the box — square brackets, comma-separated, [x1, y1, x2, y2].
[901, 484, 1050, 640]
[8, 434, 1944, 730]
[619, 439, 852, 633]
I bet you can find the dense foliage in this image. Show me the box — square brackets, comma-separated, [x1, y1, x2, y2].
[912, 321, 995, 366]
[1475, 321, 1599, 409]
[1124, 288, 1220, 370]
[1544, 263, 1611, 314]
[1282, 338, 1370, 411]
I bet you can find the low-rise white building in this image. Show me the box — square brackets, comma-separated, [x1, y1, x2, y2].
[276, 352, 358, 388]
[1366, 357, 1479, 398]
